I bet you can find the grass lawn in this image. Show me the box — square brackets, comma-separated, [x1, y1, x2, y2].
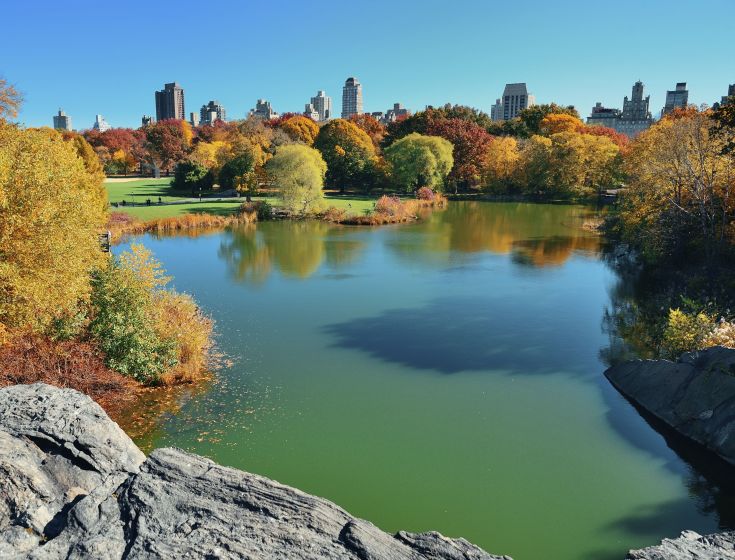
[105, 178, 379, 221]
[105, 178, 188, 204]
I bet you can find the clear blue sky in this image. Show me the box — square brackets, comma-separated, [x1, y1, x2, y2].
[3, 0, 733, 129]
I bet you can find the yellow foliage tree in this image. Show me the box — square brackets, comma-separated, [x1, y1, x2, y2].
[483, 137, 520, 192]
[280, 115, 320, 145]
[619, 110, 735, 258]
[539, 113, 585, 135]
[191, 140, 233, 174]
[0, 124, 107, 332]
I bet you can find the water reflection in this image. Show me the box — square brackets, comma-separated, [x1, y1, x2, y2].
[390, 201, 602, 267]
[218, 222, 365, 284]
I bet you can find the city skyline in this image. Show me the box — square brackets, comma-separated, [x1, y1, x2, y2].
[3, 0, 734, 129]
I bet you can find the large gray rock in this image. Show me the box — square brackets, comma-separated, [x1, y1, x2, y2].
[626, 529, 735, 559]
[605, 346, 735, 466]
[0, 383, 509, 559]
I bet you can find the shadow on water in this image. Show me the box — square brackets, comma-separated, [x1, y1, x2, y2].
[603, 383, 735, 530]
[323, 295, 598, 376]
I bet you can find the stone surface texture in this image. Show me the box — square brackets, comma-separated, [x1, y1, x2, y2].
[605, 346, 735, 466]
[0, 383, 510, 559]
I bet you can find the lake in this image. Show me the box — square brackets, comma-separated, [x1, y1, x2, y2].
[117, 201, 735, 560]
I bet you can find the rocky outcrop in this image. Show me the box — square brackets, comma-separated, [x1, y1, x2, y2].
[604, 346, 735, 466]
[625, 529, 735, 559]
[0, 383, 510, 559]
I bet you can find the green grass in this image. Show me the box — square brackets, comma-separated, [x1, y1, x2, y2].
[105, 178, 190, 204]
[105, 178, 380, 221]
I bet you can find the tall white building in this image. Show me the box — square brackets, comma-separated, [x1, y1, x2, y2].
[53, 109, 72, 131]
[92, 114, 111, 132]
[310, 90, 332, 121]
[341, 77, 363, 119]
[496, 83, 535, 121]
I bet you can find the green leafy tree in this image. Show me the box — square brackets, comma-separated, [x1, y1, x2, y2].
[385, 133, 454, 192]
[172, 160, 214, 192]
[219, 151, 255, 190]
[266, 144, 327, 214]
[313, 119, 376, 193]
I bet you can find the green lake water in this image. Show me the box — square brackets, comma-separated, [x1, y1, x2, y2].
[118, 201, 735, 560]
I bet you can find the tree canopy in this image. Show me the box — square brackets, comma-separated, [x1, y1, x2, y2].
[385, 133, 454, 192]
[266, 144, 327, 214]
[314, 119, 376, 192]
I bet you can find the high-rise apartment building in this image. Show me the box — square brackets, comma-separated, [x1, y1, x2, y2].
[586, 103, 621, 128]
[714, 84, 735, 109]
[52, 109, 72, 131]
[155, 82, 185, 121]
[141, 115, 154, 127]
[587, 81, 653, 137]
[249, 99, 278, 120]
[496, 83, 535, 121]
[199, 100, 226, 125]
[618, 81, 653, 136]
[304, 103, 320, 121]
[661, 82, 689, 116]
[310, 90, 332, 121]
[490, 99, 503, 121]
[341, 77, 363, 119]
[92, 114, 111, 132]
[383, 102, 410, 123]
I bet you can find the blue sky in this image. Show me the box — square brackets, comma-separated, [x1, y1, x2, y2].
[3, 0, 733, 129]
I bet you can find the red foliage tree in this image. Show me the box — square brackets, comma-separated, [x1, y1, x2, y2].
[427, 117, 493, 190]
[144, 120, 191, 174]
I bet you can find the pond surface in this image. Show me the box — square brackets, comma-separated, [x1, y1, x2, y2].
[118, 202, 735, 560]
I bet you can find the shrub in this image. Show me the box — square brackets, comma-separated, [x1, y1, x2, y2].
[89, 251, 177, 384]
[0, 333, 137, 416]
[416, 186, 435, 200]
[661, 308, 715, 358]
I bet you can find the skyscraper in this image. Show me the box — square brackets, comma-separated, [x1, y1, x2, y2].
[310, 90, 332, 121]
[155, 82, 185, 121]
[341, 77, 363, 119]
[662, 82, 689, 116]
[714, 84, 735, 109]
[92, 114, 111, 132]
[52, 109, 72, 131]
[499, 83, 535, 121]
[619, 81, 653, 136]
[490, 99, 503, 121]
[199, 100, 226, 125]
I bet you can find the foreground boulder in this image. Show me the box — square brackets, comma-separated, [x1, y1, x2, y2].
[0, 383, 509, 559]
[625, 530, 735, 559]
[605, 346, 735, 467]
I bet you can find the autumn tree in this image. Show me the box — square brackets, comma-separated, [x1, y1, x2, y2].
[190, 140, 233, 175]
[618, 110, 735, 260]
[483, 137, 521, 192]
[539, 113, 585, 135]
[0, 77, 22, 120]
[0, 125, 107, 332]
[385, 133, 454, 192]
[278, 115, 320, 145]
[266, 144, 327, 214]
[518, 103, 580, 136]
[314, 119, 377, 192]
[348, 113, 387, 149]
[426, 117, 493, 191]
[144, 119, 192, 174]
